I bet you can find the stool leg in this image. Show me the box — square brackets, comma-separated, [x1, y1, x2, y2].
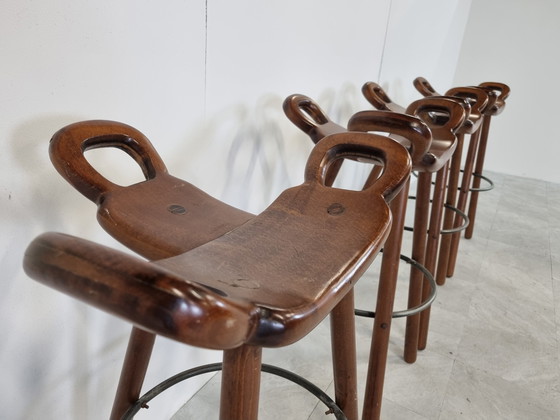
[110, 327, 156, 420]
[362, 178, 409, 420]
[220, 345, 262, 420]
[403, 172, 432, 363]
[418, 164, 449, 350]
[446, 128, 481, 277]
[331, 289, 359, 420]
[435, 133, 464, 285]
[465, 116, 492, 239]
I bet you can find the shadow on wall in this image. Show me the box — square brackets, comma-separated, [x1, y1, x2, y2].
[3, 115, 136, 420]
[168, 83, 367, 215]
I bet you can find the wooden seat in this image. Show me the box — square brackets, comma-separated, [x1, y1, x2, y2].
[24, 121, 411, 420]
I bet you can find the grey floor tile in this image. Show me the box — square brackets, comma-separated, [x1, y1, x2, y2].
[440, 361, 560, 420]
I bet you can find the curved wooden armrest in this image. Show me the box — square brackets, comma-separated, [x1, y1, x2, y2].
[24, 232, 258, 350]
[49, 120, 253, 261]
[347, 110, 432, 169]
[361, 82, 406, 113]
[413, 76, 442, 97]
[282, 94, 346, 143]
[479, 82, 510, 115]
[50, 120, 168, 204]
[445, 86, 490, 133]
[405, 97, 467, 171]
[406, 97, 467, 139]
[25, 132, 411, 350]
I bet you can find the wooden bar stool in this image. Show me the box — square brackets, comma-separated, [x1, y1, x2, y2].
[283, 94, 463, 420]
[414, 78, 510, 247]
[360, 82, 475, 360]
[350, 97, 466, 420]
[413, 82, 490, 284]
[441, 86, 491, 279]
[23, 121, 411, 420]
[464, 82, 510, 239]
[362, 81, 483, 286]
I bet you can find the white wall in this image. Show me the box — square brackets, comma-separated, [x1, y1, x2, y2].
[454, 0, 560, 183]
[1, 1, 471, 418]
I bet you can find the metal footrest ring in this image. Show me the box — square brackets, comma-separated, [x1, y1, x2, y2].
[403, 196, 469, 235]
[354, 253, 437, 320]
[440, 203, 469, 235]
[469, 172, 494, 192]
[121, 362, 347, 420]
[412, 170, 494, 193]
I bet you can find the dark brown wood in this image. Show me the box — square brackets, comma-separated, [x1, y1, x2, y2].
[403, 172, 431, 363]
[465, 82, 510, 238]
[291, 95, 454, 420]
[49, 120, 258, 418]
[109, 327, 155, 420]
[361, 82, 406, 113]
[361, 179, 410, 420]
[435, 132, 463, 286]
[25, 124, 412, 420]
[413, 77, 441, 97]
[220, 345, 262, 420]
[283, 94, 348, 186]
[417, 164, 449, 350]
[330, 290, 358, 420]
[446, 126, 481, 277]
[358, 85, 467, 366]
[441, 86, 489, 278]
[49, 120, 255, 261]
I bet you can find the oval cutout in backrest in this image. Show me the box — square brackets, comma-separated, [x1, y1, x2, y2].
[85, 147, 146, 187]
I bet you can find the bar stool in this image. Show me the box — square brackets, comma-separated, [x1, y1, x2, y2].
[413, 78, 510, 239]
[361, 82, 485, 287]
[23, 120, 411, 420]
[465, 82, 509, 238]
[283, 94, 464, 420]
[349, 98, 466, 420]
[413, 80, 496, 280]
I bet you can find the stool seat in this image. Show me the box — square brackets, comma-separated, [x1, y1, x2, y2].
[25, 131, 411, 351]
[49, 120, 254, 260]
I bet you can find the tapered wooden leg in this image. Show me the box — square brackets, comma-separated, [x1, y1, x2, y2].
[446, 128, 481, 277]
[465, 116, 492, 239]
[418, 165, 449, 350]
[436, 134, 464, 285]
[403, 172, 432, 363]
[330, 289, 358, 420]
[362, 179, 409, 420]
[220, 345, 262, 420]
[110, 327, 156, 420]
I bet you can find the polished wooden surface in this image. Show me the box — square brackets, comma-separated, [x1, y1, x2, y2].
[49, 120, 254, 261]
[25, 122, 412, 420]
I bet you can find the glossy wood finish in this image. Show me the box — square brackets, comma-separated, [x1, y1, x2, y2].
[359, 84, 467, 367]
[49, 120, 255, 261]
[286, 95, 438, 420]
[25, 122, 412, 420]
[440, 86, 490, 280]
[465, 82, 510, 238]
[49, 120, 258, 418]
[362, 82, 406, 114]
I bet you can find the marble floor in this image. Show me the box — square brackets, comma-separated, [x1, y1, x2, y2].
[172, 171, 560, 419]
